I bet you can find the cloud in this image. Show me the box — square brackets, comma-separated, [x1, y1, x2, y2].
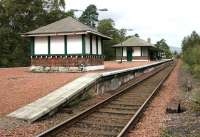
[65, 0, 200, 47]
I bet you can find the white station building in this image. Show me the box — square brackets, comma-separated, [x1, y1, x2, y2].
[113, 36, 161, 62]
[22, 17, 111, 72]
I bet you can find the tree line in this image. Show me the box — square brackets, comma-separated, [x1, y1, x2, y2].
[0, 1, 172, 67]
[0, 0, 75, 67]
[182, 31, 200, 77]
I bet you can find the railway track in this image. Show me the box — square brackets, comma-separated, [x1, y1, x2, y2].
[37, 61, 175, 137]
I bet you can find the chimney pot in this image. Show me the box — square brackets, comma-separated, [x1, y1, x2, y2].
[147, 38, 151, 43]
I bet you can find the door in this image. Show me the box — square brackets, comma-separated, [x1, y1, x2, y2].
[127, 47, 133, 61]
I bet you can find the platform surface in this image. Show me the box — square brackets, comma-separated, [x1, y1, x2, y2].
[8, 73, 102, 122]
[0, 61, 153, 116]
[6, 61, 168, 122]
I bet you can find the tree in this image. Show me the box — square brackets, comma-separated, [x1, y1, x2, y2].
[181, 31, 200, 77]
[45, 0, 66, 11]
[0, 0, 72, 67]
[182, 31, 200, 53]
[0, 0, 47, 67]
[134, 33, 140, 37]
[79, 4, 99, 27]
[118, 29, 127, 44]
[155, 39, 172, 58]
[97, 19, 125, 60]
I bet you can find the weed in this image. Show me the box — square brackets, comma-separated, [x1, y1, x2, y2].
[161, 129, 175, 137]
[190, 89, 200, 112]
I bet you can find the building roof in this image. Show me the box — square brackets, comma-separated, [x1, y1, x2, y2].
[112, 36, 155, 47]
[22, 17, 111, 39]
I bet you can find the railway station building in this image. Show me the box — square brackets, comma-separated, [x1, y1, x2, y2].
[22, 17, 111, 72]
[112, 36, 162, 61]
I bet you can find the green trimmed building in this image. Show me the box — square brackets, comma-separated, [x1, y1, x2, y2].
[113, 36, 161, 61]
[22, 17, 111, 72]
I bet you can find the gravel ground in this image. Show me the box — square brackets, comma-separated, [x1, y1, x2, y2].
[0, 61, 152, 137]
[163, 61, 200, 137]
[0, 61, 151, 117]
[128, 60, 180, 137]
[0, 94, 110, 137]
[0, 68, 82, 116]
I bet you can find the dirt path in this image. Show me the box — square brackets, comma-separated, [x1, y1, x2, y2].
[128, 60, 180, 137]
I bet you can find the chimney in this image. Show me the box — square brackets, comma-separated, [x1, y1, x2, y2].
[147, 38, 151, 43]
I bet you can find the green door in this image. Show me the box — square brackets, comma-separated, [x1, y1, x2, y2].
[127, 48, 132, 61]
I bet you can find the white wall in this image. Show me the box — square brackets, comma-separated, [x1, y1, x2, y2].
[67, 35, 82, 54]
[142, 47, 148, 56]
[123, 47, 127, 57]
[34, 37, 48, 55]
[92, 36, 97, 54]
[85, 35, 90, 54]
[133, 47, 141, 56]
[50, 36, 65, 54]
[98, 37, 102, 55]
[116, 48, 122, 56]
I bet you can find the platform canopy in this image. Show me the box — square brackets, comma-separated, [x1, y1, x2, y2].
[22, 17, 111, 40]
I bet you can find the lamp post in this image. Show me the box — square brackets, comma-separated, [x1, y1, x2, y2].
[71, 8, 108, 27]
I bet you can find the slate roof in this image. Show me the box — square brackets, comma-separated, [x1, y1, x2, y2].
[22, 17, 111, 39]
[112, 36, 155, 47]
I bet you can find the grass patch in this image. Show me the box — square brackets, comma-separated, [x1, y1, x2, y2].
[161, 129, 175, 137]
[190, 89, 200, 112]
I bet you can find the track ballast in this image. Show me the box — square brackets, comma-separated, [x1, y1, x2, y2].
[37, 61, 175, 137]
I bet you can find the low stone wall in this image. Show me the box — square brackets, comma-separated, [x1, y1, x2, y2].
[90, 60, 173, 95]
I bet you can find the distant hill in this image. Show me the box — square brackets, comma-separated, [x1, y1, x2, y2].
[170, 46, 181, 53]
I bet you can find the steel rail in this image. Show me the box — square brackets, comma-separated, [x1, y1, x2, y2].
[36, 60, 175, 137]
[117, 61, 176, 137]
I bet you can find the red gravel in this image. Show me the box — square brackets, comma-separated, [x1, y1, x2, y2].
[104, 61, 154, 71]
[0, 68, 82, 116]
[128, 60, 180, 137]
[0, 61, 152, 116]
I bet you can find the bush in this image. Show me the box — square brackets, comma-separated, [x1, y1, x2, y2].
[190, 89, 200, 111]
[183, 46, 200, 77]
[192, 64, 200, 78]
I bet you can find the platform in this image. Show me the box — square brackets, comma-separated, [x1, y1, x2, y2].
[8, 73, 102, 122]
[7, 60, 171, 122]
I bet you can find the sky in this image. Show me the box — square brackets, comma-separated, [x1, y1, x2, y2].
[65, 0, 200, 48]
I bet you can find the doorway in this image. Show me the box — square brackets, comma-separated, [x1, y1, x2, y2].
[127, 47, 132, 61]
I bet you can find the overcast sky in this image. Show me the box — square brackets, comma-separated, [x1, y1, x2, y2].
[65, 0, 200, 47]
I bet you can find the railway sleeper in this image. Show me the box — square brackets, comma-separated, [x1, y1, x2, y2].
[91, 113, 131, 120]
[81, 119, 128, 127]
[73, 122, 123, 132]
[120, 92, 155, 98]
[118, 95, 151, 100]
[98, 108, 137, 114]
[97, 109, 135, 115]
[114, 98, 148, 103]
[62, 129, 115, 137]
[107, 103, 141, 108]
[104, 104, 139, 110]
[67, 127, 119, 137]
[110, 101, 144, 106]
[83, 116, 129, 124]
